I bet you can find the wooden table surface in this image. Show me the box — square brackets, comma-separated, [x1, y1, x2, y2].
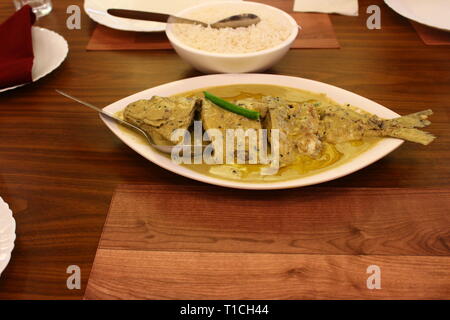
[0, 0, 449, 299]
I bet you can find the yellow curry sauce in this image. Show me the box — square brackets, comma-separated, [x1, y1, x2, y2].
[119, 84, 381, 183]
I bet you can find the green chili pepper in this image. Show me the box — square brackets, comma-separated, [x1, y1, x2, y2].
[203, 91, 260, 120]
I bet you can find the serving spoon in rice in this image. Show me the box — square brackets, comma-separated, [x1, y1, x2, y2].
[106, 8, 261, 29]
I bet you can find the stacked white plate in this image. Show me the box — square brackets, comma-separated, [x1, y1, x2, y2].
[0, 197, 15, 276]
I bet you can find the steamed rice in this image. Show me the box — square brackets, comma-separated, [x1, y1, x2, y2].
[172, 4, 293, 54]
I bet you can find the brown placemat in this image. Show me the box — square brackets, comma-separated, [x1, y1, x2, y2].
[411, 21, 450, 45]
[84, 184, 450, 299]
[86, 0, 339, 51]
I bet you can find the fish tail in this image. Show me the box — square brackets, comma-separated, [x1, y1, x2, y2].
[380, 128, 436, 145]
[384, 109, 433, 129]
[375, 109, 434, 145]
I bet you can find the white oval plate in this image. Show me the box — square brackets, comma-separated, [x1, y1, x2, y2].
[84, 0, 241, 32]
[101, 74, 403, 190]
[385, 0, 450, 32]
[0, 197, 15, 277]
[0, 27, 68, 93]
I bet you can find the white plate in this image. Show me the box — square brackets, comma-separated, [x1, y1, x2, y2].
[84, 0, 241, 32]
[101, 74, 404, 190]
[0, 27, 69, 93]
[0, 197, 15, 277]
[385, 0, 450, 32]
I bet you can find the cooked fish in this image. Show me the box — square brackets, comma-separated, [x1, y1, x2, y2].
[122, 91, 434, 171]
[201, 98, 263, 161]
[317, 105, 434, 145]
[233, 98, 269, 118]
[201, 98, 263, 132]
[123, 96, 198, 145]
[263, 96, 434, 166]
[263, 97, 323, 165]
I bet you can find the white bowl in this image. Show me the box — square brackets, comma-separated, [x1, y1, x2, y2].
[165, 1, 299, 73]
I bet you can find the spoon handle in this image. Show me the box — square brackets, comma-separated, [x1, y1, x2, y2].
[107, 9, 208, 27]
[55, 90, 148, 137]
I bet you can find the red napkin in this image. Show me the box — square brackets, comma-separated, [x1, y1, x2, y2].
[0, 5, 36, 90]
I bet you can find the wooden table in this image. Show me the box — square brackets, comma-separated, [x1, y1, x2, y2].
[0, 0, 449, 299]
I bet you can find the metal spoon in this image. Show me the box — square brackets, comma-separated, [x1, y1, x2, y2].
[106, 8, 261, 29]
[55, 90, 176, 154]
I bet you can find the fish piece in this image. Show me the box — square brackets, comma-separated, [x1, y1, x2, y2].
[123, 96, 198, 145]
[317, 105, 435, 145]
[201, 99, 263, 131]
[263, 97, 323, 166]
[263, 96, 434, 166]
[233, 98, 269, 118]
[201, 99, 262, 161]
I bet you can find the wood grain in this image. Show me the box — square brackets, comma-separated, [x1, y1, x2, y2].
[410, 21, 450, 45]
[85, 250, 450, 300]
[87, 25, 174, 51]
[101, 185, 450, 256]
[84, 184, 450, 299]
[0, 0, 449, 299]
